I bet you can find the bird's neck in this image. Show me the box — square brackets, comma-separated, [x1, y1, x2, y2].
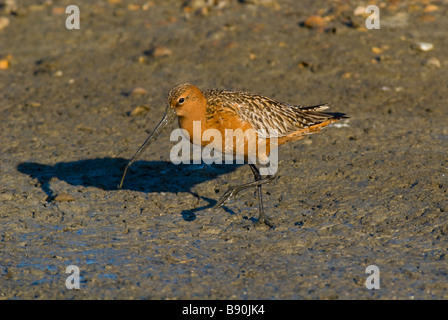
[177, 102, 208, 146]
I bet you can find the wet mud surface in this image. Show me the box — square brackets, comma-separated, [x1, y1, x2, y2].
[1, 0, 447, 299]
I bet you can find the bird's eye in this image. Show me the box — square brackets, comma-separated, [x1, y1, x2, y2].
[178, 97, 185, 104]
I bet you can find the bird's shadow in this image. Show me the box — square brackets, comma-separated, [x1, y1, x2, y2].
[17, 157, 241, 221]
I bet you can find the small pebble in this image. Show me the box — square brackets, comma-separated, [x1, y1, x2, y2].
[137, 55, 148, 64]
[142, 2, 154, 11]
[54, 192, 75, 202]
[0, 59, 10, 69]
[186, 0, 208, 10]
[0, 17, 10, 31]
[371, 47, 383, 54]
[129, 105, 150, 116]
[130, 87, 148, 95]
[422, 57, 441, 68]
[152, 46, 172, 57]
[28, 102, 42, 107]
[29, 4, 46, 11]
[419, 15, 436, 22]
[423, 4, 438, 13]
[51, 7, 65, 14]
[4, 0, 18, 14]
[413, 42, 434, 52]
[128, 4, 140, 11]
[303, 15, 327, 29]
[353, 6, 367, 16]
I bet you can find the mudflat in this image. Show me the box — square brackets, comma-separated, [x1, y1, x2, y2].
[0, 0, 447, 299]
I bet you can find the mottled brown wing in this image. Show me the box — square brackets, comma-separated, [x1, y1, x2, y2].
[206, 89, 336, 138]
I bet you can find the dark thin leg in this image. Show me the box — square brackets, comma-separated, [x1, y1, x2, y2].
[214, 167, 276, 208]
[249, 164, 275, 228]
[214, 164, 277, 228]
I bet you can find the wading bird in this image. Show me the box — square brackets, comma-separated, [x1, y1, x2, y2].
[119, 83, 346, 228]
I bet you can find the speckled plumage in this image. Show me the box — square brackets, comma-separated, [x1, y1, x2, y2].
[166, 83, 345, 142]
[201, 88, 338, 138]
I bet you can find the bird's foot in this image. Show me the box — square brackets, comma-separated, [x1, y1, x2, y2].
[255, 216, 276, 229]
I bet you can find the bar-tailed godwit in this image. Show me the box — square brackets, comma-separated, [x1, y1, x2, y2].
[119, 83, 347, 228]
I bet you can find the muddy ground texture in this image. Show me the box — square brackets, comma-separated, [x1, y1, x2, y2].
[0, 0, 447, 299]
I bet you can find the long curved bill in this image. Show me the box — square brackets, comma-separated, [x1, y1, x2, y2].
[118, 107, 177, 188]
